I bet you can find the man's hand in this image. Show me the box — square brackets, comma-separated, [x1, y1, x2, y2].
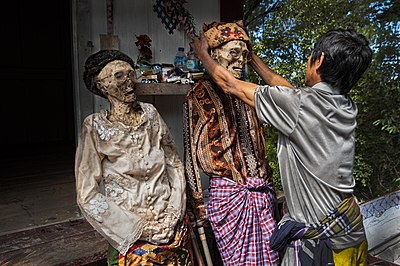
[189, 33, 210, 60]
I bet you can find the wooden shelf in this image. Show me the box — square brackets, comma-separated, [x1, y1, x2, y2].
[135, 83, 192, 95]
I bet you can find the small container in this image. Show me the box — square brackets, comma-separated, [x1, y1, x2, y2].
[186, 47, 199, 71]
[174, 47, 187, 69]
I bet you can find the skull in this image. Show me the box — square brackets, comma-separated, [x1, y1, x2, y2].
[97, 60, 137, 103]
[211, 40, 249, 79]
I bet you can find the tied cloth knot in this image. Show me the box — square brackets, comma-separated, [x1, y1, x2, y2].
[244, 176, 273, 192]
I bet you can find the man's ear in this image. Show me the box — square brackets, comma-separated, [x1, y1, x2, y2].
[315, 52, 325, 71]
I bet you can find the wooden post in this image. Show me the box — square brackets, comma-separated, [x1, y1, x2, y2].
[100, 0, 119, 50]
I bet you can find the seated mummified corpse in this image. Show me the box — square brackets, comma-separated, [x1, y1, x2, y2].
[75, 50, 191, 265]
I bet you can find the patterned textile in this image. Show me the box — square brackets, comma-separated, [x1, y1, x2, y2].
[304, 196, 364, 240]
[183, 78, 272, 220]
[117, 216, 193, 266]
[271, 196, 365, 265]
[206, 176, 279, 265]
[203, 20, 251, 49]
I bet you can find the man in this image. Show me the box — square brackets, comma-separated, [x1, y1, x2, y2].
[190, 28, 372, 265]
[76, 50, 191, 265]
[183, 21, 279, 265]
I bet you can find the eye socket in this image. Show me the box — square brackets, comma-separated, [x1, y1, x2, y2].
[114, 71, 125, 80]
[230, 49, 240, 57]
[113, 70, 136, 81]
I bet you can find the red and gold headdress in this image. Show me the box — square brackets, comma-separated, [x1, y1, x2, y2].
[203, 20, 251, 49]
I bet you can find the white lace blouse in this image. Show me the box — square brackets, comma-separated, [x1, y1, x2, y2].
[75, 102, 186, 255]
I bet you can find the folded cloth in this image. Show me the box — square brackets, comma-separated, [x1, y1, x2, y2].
[271, 196, 363, 266]
[270, 215, 306, 252]
[304, 196, 364, 240]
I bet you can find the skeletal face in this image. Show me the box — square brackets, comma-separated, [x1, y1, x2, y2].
[97, 60, 137, 103]
[211, 40, 249, 79]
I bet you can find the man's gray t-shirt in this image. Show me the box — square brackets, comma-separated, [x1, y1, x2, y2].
[254, 82, 365, 249]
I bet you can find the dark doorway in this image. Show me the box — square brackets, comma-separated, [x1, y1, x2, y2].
[0, 1, 78, 235]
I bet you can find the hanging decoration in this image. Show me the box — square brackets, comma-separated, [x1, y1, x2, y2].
[153, 0, 196, 38]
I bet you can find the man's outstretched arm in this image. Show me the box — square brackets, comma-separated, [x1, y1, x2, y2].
[249, 53, 294, 89]
[190, 34, 258, 108]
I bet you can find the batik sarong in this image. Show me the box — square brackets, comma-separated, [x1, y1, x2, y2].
[206, 176, 280, 266]
[114, 216, 192, 266]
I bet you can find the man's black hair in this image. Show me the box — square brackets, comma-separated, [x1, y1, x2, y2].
[310, 29, 372, 94]
[83, 49, 135, 98]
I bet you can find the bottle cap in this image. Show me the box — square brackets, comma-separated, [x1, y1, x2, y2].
[178, 47, 184, 51]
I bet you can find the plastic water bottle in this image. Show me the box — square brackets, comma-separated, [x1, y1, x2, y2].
[186, 47, 199, 71]
[174, 47, 187, 69]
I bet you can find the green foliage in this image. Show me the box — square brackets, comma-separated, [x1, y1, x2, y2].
[263, 124, 282, 190]
[245, 0, 400, 200]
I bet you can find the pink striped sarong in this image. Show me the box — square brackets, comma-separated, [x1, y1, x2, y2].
[206, 176, 280, 266]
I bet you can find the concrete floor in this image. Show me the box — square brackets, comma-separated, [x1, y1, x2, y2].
[0, 146, 110, 265]
[0, 146, 81, 236]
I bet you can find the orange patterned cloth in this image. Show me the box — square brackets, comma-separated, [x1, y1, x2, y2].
[203, 20, 251, 48]
[117, 216, 193, 266]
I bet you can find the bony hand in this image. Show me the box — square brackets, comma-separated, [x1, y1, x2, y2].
[153, 208, 179, 242]
[150, 222, 175, 243]
[141, 220, 167, 243]
[142, 208, 179, 244]
[151, 227, 174, 243]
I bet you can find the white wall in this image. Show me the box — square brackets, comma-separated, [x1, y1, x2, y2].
[72, 0, 220, 157]
[89, 0, 220, 65]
